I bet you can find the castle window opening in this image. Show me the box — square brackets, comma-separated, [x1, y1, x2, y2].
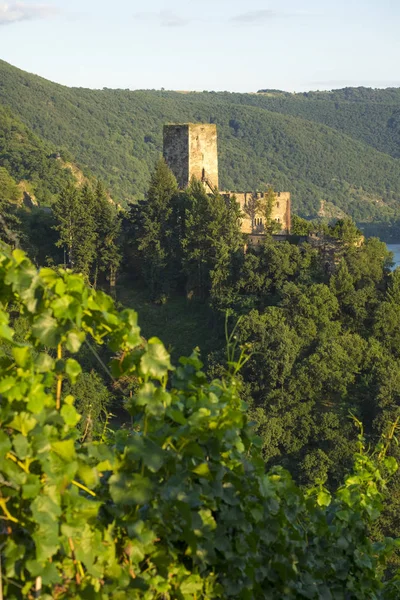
[276, 202, 280, 208]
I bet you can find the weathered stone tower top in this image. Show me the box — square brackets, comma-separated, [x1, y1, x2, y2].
[163, 123, 219, 190]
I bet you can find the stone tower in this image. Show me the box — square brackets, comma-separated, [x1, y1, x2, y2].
[162, 122, 291, 236]
[163, 123, 219, 190]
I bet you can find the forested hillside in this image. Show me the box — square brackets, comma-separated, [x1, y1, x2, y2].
[205, 87, 400, 159]
[0, 105, 76, 205]
[2, 60, 400, 224]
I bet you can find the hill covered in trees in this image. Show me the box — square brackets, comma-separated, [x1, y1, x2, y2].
[2, 60, 400, 226]
[0, 105, 76, 206]
[214, 86, 400, 159]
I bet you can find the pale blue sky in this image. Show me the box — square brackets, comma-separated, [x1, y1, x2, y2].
[0, 0, 399, 92]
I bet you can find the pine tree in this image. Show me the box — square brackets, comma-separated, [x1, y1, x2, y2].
[93, 181, 122, 295]
[53, 183, 80, 269]
[181, 180, 212, 300]
[261, 187, 282, 234]
[135, 158, 178, 301]
[208, 191, 243, 307]
[75, 183, 97, 276]
[243, 193, 261, 233]
[53, 182, 97, 277]
[182, 179, 243, 303]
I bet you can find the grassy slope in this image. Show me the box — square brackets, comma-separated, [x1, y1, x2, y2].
[1, 60, 400, 220]
[116, 281, 221, 361]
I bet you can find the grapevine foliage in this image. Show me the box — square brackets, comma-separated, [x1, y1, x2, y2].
[0, 244, 400, 599]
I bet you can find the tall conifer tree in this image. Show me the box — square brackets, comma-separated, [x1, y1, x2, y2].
[53, 182, 97, 277]
[182, 179, 243, 303]
[136, 158, 178, 301]
[92, 181, 121, 294]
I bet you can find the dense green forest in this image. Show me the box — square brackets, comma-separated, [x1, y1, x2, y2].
[2, 239, 400, 598]
[3, 160, 400, 559]
[3, 60, 400, 229]
[4, 60, 400, 596]
[208, 87, 400, 159]
[0, 105, 78, 205]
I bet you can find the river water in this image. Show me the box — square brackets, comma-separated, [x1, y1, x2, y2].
[387, 244, 400, 270]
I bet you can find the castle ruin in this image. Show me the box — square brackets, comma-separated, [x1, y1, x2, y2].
[163, 123, 219, 190]
[163, 123, 291, 236]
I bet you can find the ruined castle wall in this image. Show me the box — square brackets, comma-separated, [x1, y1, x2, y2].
[274, 192, 291, 233]
[163, 124, 189, 189]
[188, 124, 219, 189]
[223, 191, 291, 234]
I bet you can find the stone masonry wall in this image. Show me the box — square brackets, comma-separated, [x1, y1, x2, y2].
[163, 123, 218, 190]
[222, 191, 291, 234]
[188, 124, 219, 189]
[163, 124, 189, 189]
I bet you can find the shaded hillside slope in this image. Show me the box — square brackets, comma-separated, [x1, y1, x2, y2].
[0, 105, 75, 205]
[1, 60, 400, 221]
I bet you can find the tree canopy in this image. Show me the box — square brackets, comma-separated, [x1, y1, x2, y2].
[2, 243, 400, 599]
